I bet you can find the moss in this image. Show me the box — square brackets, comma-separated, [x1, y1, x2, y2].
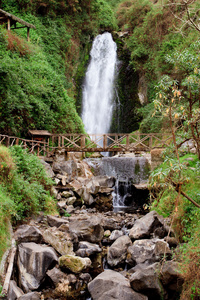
[59, 255, 90, 273]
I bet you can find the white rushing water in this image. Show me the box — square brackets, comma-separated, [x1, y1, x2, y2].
[81, 32, 117, 134]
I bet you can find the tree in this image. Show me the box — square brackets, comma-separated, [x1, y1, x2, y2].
[165, 0, 200, 35]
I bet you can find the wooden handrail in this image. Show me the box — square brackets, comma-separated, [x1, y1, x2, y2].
[0, 133, 174, 156]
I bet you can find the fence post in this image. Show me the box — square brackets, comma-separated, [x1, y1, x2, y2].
[149, 134, 152, 150]
[81, 135, 85, 149]
[103, 134, 107, 150]
[126, 134, 129, 151]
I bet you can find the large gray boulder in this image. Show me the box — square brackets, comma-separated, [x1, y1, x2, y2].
[69, 215, 104, 243]
[17, 242, 58, 292]
[76, 241, 102, 257]
[126, 239, 157, 266]
[88, 270, 148, 300]
[47, 215, 69, 228]
[14, 225, 43, 244]
[130, 263, 164, 299]
[107, 235, 132, 267]
[129, 211, 165, 240]
[42, 227, 74, 256]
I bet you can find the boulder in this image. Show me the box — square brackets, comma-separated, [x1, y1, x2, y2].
[88, 270, 148, 300]
[62, 191, 73, 198]
[66, 196, 77, 205]
[53, 159, 78, 179]
[47, 215, 69, 228]
[43, 227, 74, 256]
[107, 236, 132, 267]
[57, 200, 67, 210]
[76, 241, 102, 257]
[59, 255, 91, 273]
[18, 292, 41, 300]
[160, 261, 184, 292]
[130, 263, 164, 299]
[17, 242, 58, 292]
[102, 217, 121, 231]
[77, 160, 93, 178]
[153, 240, 171, 259]
[79, 273, 92, 283]
[109, 230, 124, 241]
[129, 211, 164, 240]
[8, 280, 24, 300]
[14, 225, 43, 244]
[82, 187, 95, 205]
[47, 267, 68, 285]
[69, 215, 104, 243]
[68, 179, 84, 197]
[85, 179, 100, 195]
[94, 176, 115, 188]
[126, 239, 157, 266]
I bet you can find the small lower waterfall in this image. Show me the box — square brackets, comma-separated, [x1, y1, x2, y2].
[86, 156, 150, 211]
[81, 32, 117, 134]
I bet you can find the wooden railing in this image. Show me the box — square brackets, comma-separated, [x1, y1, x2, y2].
[0, 134, 49, 156]
[0, 133, 173, 156]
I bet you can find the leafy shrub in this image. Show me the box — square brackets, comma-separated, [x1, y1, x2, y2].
[0, 146, 57, 221]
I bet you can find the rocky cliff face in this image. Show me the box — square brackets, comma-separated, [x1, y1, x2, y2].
[111, 34, 143, 133]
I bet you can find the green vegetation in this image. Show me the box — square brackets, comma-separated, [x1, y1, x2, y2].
[0, 0, 117, 137]
[0, 145, 57, 261]
[149, 151, 200, 299]
[115, 0, 200, 136]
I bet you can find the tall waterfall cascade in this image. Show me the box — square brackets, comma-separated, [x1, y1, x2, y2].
[81, 32, 117, 134]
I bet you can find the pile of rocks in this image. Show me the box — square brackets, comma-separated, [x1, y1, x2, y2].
[41, 150, 115, 212]
[7, 210, 184, 300]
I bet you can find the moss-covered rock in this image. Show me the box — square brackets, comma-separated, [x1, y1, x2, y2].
[58, 255, 91, 274]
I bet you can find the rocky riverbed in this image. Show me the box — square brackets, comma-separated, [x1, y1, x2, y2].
[3, 151, 184, 299]
[7, 210, 183, 300]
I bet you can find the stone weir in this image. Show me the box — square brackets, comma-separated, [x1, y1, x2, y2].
[1, 150, 184, 300]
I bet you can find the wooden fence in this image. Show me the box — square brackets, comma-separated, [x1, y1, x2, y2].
[0, 133, 173, 156]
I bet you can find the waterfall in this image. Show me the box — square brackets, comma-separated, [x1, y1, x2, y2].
[81, 32, 117, 134]
[86, 156, 150, 211]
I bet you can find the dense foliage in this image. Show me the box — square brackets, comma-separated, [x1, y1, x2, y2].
[0, 145, 57, 261]
[149, 152, 200, 299]
[0, 0, 117, 136]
